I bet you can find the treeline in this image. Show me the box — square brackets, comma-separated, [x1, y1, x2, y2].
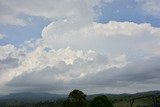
[62, 89, 113, 107]
[34, 89, 113, 107]
[1, 89, 113, 107]
[1, 90, 160, 107]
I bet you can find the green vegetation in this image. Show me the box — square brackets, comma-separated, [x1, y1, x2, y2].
[0, 90, 159, 107]
[63, 89, 87, 107]
[90, 95, 113, 107]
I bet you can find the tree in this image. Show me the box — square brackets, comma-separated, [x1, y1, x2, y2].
[90, 95, 113, 107]
[63, 89, 87, 107]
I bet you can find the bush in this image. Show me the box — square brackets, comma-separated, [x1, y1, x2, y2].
[90, 95, 113, 107]
[62, 89, 87, 107]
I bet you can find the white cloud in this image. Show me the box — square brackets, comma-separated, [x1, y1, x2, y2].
[0, 0, 112, 26]
[0, 45, 127, 94]
[0, 33, 6, 39]
[0, 44, 17, 60]
[1, 19, 160, 94]
[4, 48, 126, 92]
[0, 44, 25, 70]
[5, 50, 160, 94]
[5, 19, 158, 93]
[1, 0, 160, 94]
[1, 19, 160, 93]
[41, 21, 160, 55]
[0, 44, 26, 93]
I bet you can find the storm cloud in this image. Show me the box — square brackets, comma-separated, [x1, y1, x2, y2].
[0, 0, 160, 94]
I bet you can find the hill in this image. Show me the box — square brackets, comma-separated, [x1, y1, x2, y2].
[0, 92, 67, 102]
[0, 90, 159, 107]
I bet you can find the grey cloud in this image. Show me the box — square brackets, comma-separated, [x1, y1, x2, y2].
[0, 57, 19, 70]
[0, 0, 111, 26]
[0, 2, 15, 15]
[7, 66, 65, 92]
[7, 54, 160, 93]
[7, 53, 109, 92]
[0, 1, 27, 26]
[116, 57, 160, 82]
[70, 56, 160, 90]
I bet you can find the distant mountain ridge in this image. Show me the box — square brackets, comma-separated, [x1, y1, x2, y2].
[0, 92, 67, 102]
[0, 90, 159, 102]
[87, 90, 160, 100]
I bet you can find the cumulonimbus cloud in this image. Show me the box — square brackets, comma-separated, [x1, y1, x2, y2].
[1, 0, 160, 94]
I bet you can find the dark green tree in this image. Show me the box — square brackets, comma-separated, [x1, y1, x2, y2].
[63, 89, 87, 107]
[90, 95, 113, 107]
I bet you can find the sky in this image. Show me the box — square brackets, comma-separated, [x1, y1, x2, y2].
[0, 0, 160, 95]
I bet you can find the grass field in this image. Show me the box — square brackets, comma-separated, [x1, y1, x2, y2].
[112, 94, 160, 107]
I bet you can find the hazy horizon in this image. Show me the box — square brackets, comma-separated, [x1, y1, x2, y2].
[0, 0, 160, 95]
[1, 90, 160, 96]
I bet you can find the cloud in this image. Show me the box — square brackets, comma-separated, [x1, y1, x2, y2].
[1, 19, 160, 93]
[0, 0, 160, 94]
[137, 0, 160, 18]
[1, 19, 160, 94]
[0, 44, 25, 60]
[41, 21, 160, 56]
[42, 21, 160, 39]
[6, 51, 160, 93]
[0, 57, 19, 70]
[0, 33, 6, 39]
[1, 46, 125, 93]
[0, 0, 112, 26]
[139, 37, 160, 56]
[0, 44, 26, 93]
[0, 45, 18, 73]
[0, 2, 27, 26]
[69, 56, 160, 93]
